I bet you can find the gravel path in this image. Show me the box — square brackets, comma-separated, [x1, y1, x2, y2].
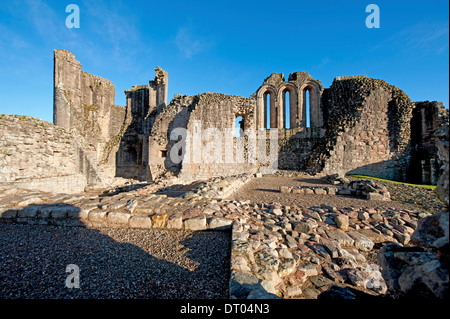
[0, 224, 230, 299]
[230, 176, 444, 213]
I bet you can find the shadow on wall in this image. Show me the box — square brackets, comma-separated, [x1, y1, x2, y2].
[347, 159, 410, 182]
[115, 106, 154, 181]
[162, 107, 192, 178]
[0, 204, 231, 299]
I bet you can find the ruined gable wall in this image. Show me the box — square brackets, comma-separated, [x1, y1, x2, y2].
[147, 95, 195, 180]
[306, 76, 414, 181]
[0, 114, 111, 193]
[53, 49, 125, 178]
[178, 93, 259, 181]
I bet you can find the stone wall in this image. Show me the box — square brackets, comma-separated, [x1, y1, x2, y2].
[53, 49, 125, 178]
[178, 93, 260, 181]
[148, 94, 195, 180]
[115, 67, 169, 180]
[50, 49, 448, 185]
[278, 127, 325, 171]
[409, 101, 449, 185]
[0, 114, 110, 193]
[435, 123, 449, 206]
[304, 76, 414, 182]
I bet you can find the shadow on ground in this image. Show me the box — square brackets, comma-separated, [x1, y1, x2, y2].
[0, 204, 231, 299]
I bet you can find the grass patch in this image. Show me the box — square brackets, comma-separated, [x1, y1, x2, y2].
[347, 174, 436, 190]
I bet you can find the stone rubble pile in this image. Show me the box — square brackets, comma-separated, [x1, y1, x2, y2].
[373, 123, 449, 300]
[280, 178, 390, 201]
[377, 211, 449, 299]
[322, 173, 350, 185]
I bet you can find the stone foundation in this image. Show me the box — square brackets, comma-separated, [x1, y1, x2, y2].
[279, 179, 391, 201]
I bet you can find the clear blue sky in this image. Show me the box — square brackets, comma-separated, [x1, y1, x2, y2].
[0, 0, 448, 123]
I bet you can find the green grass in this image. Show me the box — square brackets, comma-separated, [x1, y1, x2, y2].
[347, 174, 436, 190]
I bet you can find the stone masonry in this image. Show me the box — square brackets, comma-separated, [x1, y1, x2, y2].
[0, 114, 110, 193]
[47, 50, 449, 189]
[1, 48, 448, 193]
[0, 49, 448, 300]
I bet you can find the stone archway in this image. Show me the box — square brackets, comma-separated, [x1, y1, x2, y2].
[299, 81, 322, 128]
[256, 85, 277, 129]
[277, 83, 299, 129]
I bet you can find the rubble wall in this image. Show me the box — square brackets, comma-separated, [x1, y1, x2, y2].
[409, 101, 449, 185]
[305, 76, 414, 182]
[0, 114, 110, 193]
[177, 93, 259, 181]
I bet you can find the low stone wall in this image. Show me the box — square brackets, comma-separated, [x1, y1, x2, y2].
[279, 179, 391, 201]
[189, 173, 255, 199]
[0, 203, 234, 232]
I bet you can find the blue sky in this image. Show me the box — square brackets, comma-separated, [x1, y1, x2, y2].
[0, 0, 448, 123]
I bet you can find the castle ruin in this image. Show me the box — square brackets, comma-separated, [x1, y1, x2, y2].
[0, 49, 447, 193]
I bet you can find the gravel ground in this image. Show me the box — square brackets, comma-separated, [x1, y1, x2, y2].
[0, 224, 231, 299]
[230, 176, 444, 213]
[369, 179, 446, 213]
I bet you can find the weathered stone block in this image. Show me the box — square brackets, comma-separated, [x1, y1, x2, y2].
[367, 192, 384, 201]
[291, 221, 313, 234]
[88, 211, 107, 223]
[208, 217, 233, 230]
[337, 189, 352, 195]
[278, 258, 296, 277]
[280, 186, 292, 194]
[128, 215, 152, 229]
[313, 188, 327, 195]
[231, 256, 250, 273]
[285, 285, 302, 298]
[18, 205, 40, 218]
[0, 209, 17, 219]
[325, 229, 355, 247]
[297, 264, 319, 277]
[184, 216, 207, 231]
[334, 214, 349, 231]
[151, 214, 168, 229]
[166, 214, 183, 230]
[51, 206, 79, 219]
[270, 208, 283, 216]
[292, 188, 304, 194]
[347, 231, 374, 251]
[106, 212, 130, 226]
[124, 199, 138, 213]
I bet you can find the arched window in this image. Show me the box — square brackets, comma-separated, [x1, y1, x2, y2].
[264, 92, 271, 129]
[235, 115, 244, 137]
[283, 90, 291, 129]
[303, 88, 311, 128]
